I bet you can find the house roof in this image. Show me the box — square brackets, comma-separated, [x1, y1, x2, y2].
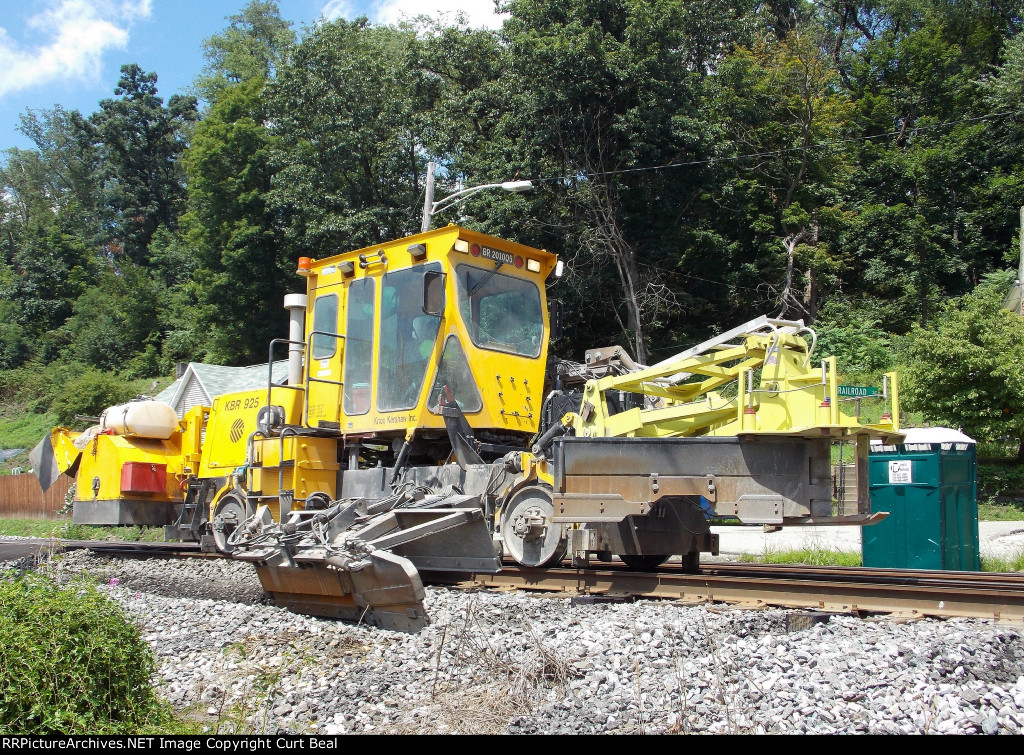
[154, 361, 289, 411]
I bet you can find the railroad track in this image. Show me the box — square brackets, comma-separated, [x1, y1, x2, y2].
[16, 540, 1023, 625]
[427, 561, 1024, 625]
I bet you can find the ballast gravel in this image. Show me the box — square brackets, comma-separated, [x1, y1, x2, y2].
[13, 548, 1024, 735]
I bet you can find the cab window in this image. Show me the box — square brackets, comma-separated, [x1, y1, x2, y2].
[343, 278, 374, 415]
[428, 336, 482, 414]
[310, 293, 339, 359]
[376, 263, 443, 412]
[456, 265, 543, 358]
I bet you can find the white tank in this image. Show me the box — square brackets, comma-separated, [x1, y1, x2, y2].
[99, 401, 179, 440]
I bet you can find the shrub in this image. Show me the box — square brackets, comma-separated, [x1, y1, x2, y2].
[0, 573, 165, 734]
[979, 462, 1024, 503]
[48, 369, 141, 427]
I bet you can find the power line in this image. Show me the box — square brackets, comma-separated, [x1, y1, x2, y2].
[637, 260, 767, 293]
[522, 110, 1017, 186]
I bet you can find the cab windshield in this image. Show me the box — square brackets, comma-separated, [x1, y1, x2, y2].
[376, 263, 443, 411]
[456, 264, 543, 358]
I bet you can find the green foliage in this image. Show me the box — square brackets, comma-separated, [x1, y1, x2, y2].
[195, 0, 295, 101]
[981, 551, 1024, 573]
[978, 462, 1024, 502]
[3, 1, 1024, 428]
[900, 271, 1024, 457]
[0, 572, 167, 734]
[267, 19, 425, 253]
[814, 298, 895, 376]
[184, 78, 285, 364]
[47, 369, 146, 427]
[739, 547, 863, 567]
[86, 64, 198, 264]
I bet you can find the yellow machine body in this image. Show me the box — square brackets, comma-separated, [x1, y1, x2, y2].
[196, 386, 339, 522]
[299, 225, 557, 441]
[52, 405, 207, 526]
[573, 332, 900, 441]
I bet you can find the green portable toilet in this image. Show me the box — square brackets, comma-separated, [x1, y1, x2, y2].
[862, 427, 979, 571]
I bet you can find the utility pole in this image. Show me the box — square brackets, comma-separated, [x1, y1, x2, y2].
[1015, 207, 1024, 299]
[420, 161, 437, 233]
[419, 161, 532, 233]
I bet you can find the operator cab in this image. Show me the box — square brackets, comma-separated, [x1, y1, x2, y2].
[296, 226, 559, 459]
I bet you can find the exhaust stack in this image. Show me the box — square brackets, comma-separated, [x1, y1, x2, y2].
[284, 294, 307, 386]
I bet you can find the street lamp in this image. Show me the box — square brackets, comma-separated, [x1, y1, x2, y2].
[420, 161, 533, 232]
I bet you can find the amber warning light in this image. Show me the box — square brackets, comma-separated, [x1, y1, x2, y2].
[297, 257, 312, 276]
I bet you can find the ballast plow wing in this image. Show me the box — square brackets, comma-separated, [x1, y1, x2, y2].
[229, 487, 500, 632]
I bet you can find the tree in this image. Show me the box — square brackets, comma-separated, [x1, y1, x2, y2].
[267, 19, 428, 255]
[184, 78, 286, 364]
[492, 0, 746, 362]
[86, 64, 198, 265]
[712, 15, 853, 322]
[830, 0, 1023, 330]
[183, 2, 294, 364]
[900, 271, 1024, 459]
[194, 0, 295, 102]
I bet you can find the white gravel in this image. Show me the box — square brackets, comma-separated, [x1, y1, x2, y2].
[10, 549, 1023, 735]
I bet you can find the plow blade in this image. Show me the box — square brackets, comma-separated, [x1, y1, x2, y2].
[251, 549, 428, 632]
[234, 506, 499, 632]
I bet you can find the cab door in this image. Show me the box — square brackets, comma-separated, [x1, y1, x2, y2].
[305, 282, 345, 429]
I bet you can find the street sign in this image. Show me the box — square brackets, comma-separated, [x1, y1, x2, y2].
[837, 385, 880, 398]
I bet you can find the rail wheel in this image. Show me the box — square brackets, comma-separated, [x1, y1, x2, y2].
[211, 492, 248, 554]
[304, 492, 331, 511]
[619, 554, 670, 571]
[500, 484, 567, 568]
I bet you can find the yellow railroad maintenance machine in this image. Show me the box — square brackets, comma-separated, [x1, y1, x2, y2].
[44, 225, 902, 631]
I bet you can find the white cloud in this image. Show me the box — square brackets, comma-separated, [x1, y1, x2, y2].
[321, 0, 357, 22]
[0, 0, 152, 98]
[322, 0, 507, 29]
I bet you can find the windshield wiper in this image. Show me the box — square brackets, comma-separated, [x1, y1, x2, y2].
[468, 260, 504, 297]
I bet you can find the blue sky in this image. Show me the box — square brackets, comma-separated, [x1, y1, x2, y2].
[0, 0, 507, 152]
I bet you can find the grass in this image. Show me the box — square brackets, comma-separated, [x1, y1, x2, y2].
[0, 409, 55, 473]
[981, 552, 1024, 573]
[977, 502, 1024, 521]
[0, 518, 166, 542]
[738, 547, 863, 567]
[741, 545, 1024, 573]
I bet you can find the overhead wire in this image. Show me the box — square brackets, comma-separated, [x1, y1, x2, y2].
[520, 110, 1018, 186]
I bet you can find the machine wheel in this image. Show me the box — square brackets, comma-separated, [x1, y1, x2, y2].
[500, 484, 567, 568]
[304, 492, 331, 511]
[211, 493, 248, 554]
[619, 554, 670, 571]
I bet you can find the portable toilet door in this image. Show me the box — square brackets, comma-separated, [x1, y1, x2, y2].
[864, 427, 980, 571]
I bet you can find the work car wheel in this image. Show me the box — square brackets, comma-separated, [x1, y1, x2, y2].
[211, 493, 248, 554]
[500, 485, 567, 568]
[619, 554, 671, 571]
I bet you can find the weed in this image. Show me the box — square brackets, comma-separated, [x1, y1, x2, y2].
[739, 547, 863, 567]
[981, 550, 1024, 573]
[385, 599, 574, 734]
[0, 571, 169, 734]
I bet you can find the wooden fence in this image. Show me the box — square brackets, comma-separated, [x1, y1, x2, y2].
[0, 473, 72, 519]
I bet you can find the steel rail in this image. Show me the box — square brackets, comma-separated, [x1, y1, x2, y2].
[699, 561, 1024, 588]
[424, 565, 1024, 624]
[19, 540, 1023, 624]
